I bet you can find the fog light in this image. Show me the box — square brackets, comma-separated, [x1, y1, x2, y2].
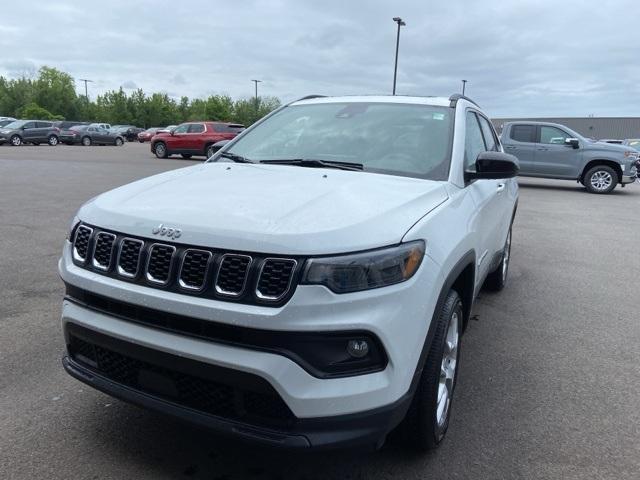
[347, 339, 369, 358]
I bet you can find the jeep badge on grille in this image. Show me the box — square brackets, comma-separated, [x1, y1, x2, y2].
[152, 223, 182, 239]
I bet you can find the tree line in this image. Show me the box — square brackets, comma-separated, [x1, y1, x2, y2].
[0, 66, 281, 127]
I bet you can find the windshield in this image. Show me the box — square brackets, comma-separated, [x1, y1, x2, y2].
[223, 102, 454, 180]
[3, 120, 26, 129]
[625, 139, 640, 151]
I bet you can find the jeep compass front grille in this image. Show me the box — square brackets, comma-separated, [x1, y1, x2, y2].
[71, 223, 300, 307]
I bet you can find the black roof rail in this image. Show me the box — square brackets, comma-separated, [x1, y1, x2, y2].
[449, 94, 480, 108]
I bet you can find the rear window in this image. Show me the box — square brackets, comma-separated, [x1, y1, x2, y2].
[510, 124, 536, 143]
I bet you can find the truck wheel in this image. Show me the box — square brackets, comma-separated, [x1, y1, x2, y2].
[484, 227, 512, 291]
[82, 136, 92, 146]
[48, 135, 59, 146]
[584, 165, 617, 194]
[10, 135, 22, 146]
[154, 142, 168, 158]
[400, 289, 462, 450]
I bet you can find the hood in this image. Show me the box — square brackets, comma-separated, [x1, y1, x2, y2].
[78, 163, 448, 255]
[587, 141, 634, 156]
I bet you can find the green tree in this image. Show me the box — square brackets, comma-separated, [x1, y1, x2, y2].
[34, 66, 78, 120]
[17, 102, 63, 120]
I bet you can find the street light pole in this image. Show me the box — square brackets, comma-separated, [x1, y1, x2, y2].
[251, 79, 262, 110]
[392, 17, 406, 95]
[461, 79, 467, 95]
[78, 78, 93, 100]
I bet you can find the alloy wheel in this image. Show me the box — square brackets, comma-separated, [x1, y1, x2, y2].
[590, 170, 613, 191]
[436, 310, 459, 431]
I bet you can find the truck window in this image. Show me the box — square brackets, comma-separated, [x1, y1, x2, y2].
[510, 125, 536, 143]
[540, 126, 569, 145]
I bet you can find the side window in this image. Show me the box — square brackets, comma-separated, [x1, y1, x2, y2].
[188, 123, 205, 133]
[173, 124, 189, 134]
[88, 127, 96, 132]
[212, 124, 225, 133]
[23, 122, 36, 129]
[510, 125, 536, 143]
[477, 115, 498, 151]
[540, 126, 569, 145]
[464, 111, 486, 170]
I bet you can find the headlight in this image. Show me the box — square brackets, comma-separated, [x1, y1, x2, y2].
[301, 241, 425, 293]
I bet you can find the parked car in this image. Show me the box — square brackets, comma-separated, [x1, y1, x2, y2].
[501, 121, 638, 193]
[53, 120, 89, 130]
[623, 139, 640, 178]
[123, 126, 144, 142]
[89, 123, 111, 131]
[151, 122, 245, 159]
[0, 119, 60, 146]
[59, 94, 519, 451]
[0, 117, 16, 127]
[156, 125, 177, 134]
[137, 127, 161, 142]
[64, 125, 125, 146]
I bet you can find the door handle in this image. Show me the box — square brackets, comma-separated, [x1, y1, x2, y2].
[536, 147, 549, 151]
[496, 183, 506, 192]
[504, 145, 516, 150]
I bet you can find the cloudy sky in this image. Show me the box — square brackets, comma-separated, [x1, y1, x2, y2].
[1, 0, 638, 117]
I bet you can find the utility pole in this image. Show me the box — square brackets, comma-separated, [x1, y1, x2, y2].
[78, 78, 94, 100]
[392, 17, 406, 95]
[461, 79, 467, 95]
[251, 79, 262, 111]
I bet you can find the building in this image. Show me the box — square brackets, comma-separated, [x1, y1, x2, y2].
[491, 117, 640, 140]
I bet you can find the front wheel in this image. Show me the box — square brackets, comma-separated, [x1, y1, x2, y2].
[400, 289, 462, 450]
[81, 136, 92, 146]
[484, 227, 512, 291]
[48, 135, 59, 146]
[154, 142, 168, 158]
[584, 165, 617, 194]
[10, 135, 22, 146]
[115, 137, 123, 146]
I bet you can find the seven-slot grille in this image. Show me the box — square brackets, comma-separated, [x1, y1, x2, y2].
[215, 254, 252, 296]
[146, 244, 176, 284]
[117, 238, 143, 277]
[92, 232, 116, 270]
[257, 259, 298, 300]
[179, 250, 212, 290]
[72, 225, 92, 262]
[71, 224, 299, 306]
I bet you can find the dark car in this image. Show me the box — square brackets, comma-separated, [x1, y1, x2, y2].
[0, 120, 61, 146]
[53, 120, 89, 131]
[151, 121, 245, 159]
[64, 125, 125, 146]
[110, 125, 144, 142]
[137, 127, 161, 142]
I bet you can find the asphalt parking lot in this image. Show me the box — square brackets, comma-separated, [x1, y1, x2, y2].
[1, 142, 639, 480]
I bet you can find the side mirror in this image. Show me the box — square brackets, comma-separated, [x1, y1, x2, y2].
[170, 130, 175, 136]
[465, 151, 519, 181]
[565, 138, 579, 149]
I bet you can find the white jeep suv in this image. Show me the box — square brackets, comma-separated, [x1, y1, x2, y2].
[59, 94, 519, 450]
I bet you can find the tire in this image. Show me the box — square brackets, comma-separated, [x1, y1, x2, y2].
[138, 139, 144, 143]
[81, 136, 92, 146]
[205, 144, 217, 158]
[484, 226, 512, 292]
[400, 289, 463, 451]
[48, 135, 59, 146]
[10, 135, 22, 146]
[181, 153, 192, 159]
[154, 142, 168, 158]
[584, 165, 617, 194]
[115, 137, 123, 146]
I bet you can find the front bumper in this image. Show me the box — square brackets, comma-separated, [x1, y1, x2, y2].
[621, 174, 636, 184]
[62, 324, 412, 449]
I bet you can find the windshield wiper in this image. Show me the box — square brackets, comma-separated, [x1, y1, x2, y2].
[218, 151, 253, 163]
[259, 159, 363, 171]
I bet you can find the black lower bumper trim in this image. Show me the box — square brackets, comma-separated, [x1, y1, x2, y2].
[62, 326, 411, 449]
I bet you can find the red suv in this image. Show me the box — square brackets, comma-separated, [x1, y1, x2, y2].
[151, 122, 244, 159]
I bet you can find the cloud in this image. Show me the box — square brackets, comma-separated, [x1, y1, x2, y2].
[0, 0, 638, 116]
[122, 80, 138, 89]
